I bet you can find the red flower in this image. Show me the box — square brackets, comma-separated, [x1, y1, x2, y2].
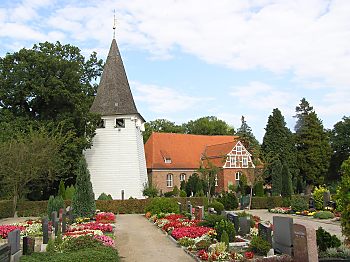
[0, 225, 26, 239]
[244, 251, 254, 259]
[171, 226, 212, 240]
[95, 212, 116, 223]
[197, 250, 209, 260]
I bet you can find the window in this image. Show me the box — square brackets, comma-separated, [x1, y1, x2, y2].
[115, 119, 125, 128]
[235, 171, 242, 181]
[215, 174, 218, 186]
[164, 157, 172, 164]
[236, 145, 242, 153]
[242, 157, 248, 167]
[97, 119, 105, 128]
[166, 174, 173, 187]
[180, 173, 186, 182]
[230, 156, 236, 167]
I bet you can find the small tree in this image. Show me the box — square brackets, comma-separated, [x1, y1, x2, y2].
[281, 164, 293, 197]
[71, 157, 96, 218]
[58, 180, 66, 200]
[64, 185, 75, 200]
[142, 183, 159, 198]
[198, 156, 220, 202]
[271, 158, 282, 196]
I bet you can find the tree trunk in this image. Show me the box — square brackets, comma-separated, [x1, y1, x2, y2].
[248, 186, 253, 210]
[13, 195, 17, 217]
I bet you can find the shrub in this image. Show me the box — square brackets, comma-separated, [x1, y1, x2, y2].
[214, 220, 235, 242]
[65, 185, 75, 200]
[72, 157, 96, 218]
[144, 197, 179, 215]
[0, 200, 14, 218]
[62, 235, 103, 252]
[195, 239, 212, 250]
[248, 235, 271, 256]
[198, 214, 227, 228]
[319, 245, 350, 259]
[291, 195, 308, 212]
[47, 195, 65, 217]
[58, 180, 66, 200]
[208, 200, 224, 214]
[316, 227, 341, 252]
[98, 193, 113, 201]
[220, 230, 229, 250]
[164, 191, 175, 197]
[313, 186, 329, 210]
[178, 237, 195, 247]
[142, 183, 159, 198]
[313, 211, 334, 219]
[217, 192, 238, 210]
[254, 182, 264, 197]
[179, 190, 187, 197]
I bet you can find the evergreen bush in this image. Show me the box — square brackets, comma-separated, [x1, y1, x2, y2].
[313, 186, 329, 210]
[220, 230, 229, 250]
[98, 193, 113, 201]
[316, 227, 341, 252]
[217, 192, 238, 210]
[58, 180, 66, 200]
[179, 190, 187, 197]
[142, 183, 159, 198]
[208, 200, 224, 214]
[71, 157, 96, 218]
[47, 195, 65, 217]
[214, 220, 235, 242]
[291, 195, 308, 212]
[313, 211, 334, 219]
[198, 214, 227, 227]
[254, 182, 264, 197]
[271, 158, 282, 196]
[248, 235, 271, 256]
[65, 185, 75, 200]
[281, 164, 293, 197]
[144, 197, 179, 215]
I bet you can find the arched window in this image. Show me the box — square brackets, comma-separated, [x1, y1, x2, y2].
[215, 174, 218, 186]
[180, 173, 186, 182]
[166, 173, 173, 187]
[235, 171, 242, 181]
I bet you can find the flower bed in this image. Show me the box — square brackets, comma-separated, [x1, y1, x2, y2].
[171, 226, 214, 240]
[269, 207, 291, 214]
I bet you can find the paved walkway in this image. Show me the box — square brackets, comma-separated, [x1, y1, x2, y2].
[245, 209, 344, 240]
[115, 214, 194, 262]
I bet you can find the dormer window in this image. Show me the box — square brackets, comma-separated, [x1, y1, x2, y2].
[97, 119, 105, 128]
[164, 157, 172, 164]
[115, 119, 125, 128]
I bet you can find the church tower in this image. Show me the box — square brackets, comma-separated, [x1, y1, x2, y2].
[85, 37, 148, 199]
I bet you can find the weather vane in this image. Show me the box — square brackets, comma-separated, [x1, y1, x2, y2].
[113, 9, 117, 39]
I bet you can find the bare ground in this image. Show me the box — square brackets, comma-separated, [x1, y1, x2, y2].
[115, 214, 194, 262]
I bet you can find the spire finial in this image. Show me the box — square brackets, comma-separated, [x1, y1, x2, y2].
[113, 9, 116, 39]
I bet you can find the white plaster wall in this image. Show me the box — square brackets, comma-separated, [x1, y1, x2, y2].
[84, 115, 148, 199]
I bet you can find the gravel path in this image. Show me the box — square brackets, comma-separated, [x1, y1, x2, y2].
[115, 214, 194, 262]
[245, 209, 344, 240]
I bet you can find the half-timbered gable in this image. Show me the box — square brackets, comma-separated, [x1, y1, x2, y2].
[224, 141, 255, 169]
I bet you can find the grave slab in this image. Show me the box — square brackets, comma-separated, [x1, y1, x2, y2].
[293, 222, 318, 262]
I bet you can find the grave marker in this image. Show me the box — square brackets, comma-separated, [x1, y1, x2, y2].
[0, 244, 11, 262]
[272, 216, 293, 256]
[7, 229, 21, 262]
[54, 218, 59, 236]
[62, 213, 67, 234]
[22, 237, 35, 255]
[51, 211, 57, 225]
[238, 216, 250, 236]
[42, 218, 49, 244]
[195, 206, 204, 220]
[293, 223, 318, 262]
[323, 191, 331, 209]
[309, 197, 315, 209]
[227, 213, 239, 234]
[258, 222, 272, 245]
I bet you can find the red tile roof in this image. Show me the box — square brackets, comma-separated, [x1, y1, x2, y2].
[145, 132, 238, 169]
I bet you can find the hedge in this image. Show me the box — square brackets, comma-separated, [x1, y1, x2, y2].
[0, 197, 206, 218]
[251, 195, 310, 209]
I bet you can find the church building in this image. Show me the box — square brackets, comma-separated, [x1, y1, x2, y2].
[145, 132, 256, 194]
[84, 38, 148, 199]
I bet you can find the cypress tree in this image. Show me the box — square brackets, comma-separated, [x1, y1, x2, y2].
[281, 163, 293, 197]
[72, 157, 96, 218]
[236, 116, 261, 161]
[271, 158, 282, 196]
[294, 98, 332, 185]
[58, 180, 66, 199]
[261, 108, 298, 187]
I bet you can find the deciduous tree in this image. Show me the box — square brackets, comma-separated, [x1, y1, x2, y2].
[183, 116, 234, 136]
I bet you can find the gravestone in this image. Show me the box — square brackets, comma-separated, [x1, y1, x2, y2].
[309, 197, 315, 209]
[22, 237, 35, 255]
[42, 218, 49, 244]
[238, 216, 250, 236]
[0, 244, 11, 262]
[272, 216, 293, 256]
[187, 202, 192, 216]
[51, 211, 57, 225]
[54, 218, 59, 236]
[7, 229, 21, 262]
[227, 213, 239, 234]
[323, 191, 331, 209]
[293, 223, 318, 262]
[121, 190, 125, 200]
[62, 213, 67, 234]
[177, 202, 182, 213]
[258, 222, 272, 245]
[240, 195, 250, 210]
[195, 206, 204, 220]
[59, 208, 64, 222]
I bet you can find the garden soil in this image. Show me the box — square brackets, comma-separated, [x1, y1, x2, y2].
[115, 214, 195, 262]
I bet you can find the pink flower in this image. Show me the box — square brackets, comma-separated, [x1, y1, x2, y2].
[95, 212, 116, 223]
[171, 226, 213, 240]
[94, 235, 115, 247]
[0, 225, 26, 239]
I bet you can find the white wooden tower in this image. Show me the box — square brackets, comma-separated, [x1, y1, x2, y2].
[84, 36, 147, 199]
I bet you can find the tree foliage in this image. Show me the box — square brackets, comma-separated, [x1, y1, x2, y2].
[71, 157, 96, 218]
[261, 108, 298, 186]
[329, 116, 350, 181]
[294, 98, 332, 185]
[281, 163, 293, 197]
[183, 116, 234, 136]
[271, 158, 282, 196]
[0, 41, 103, 191]
[143, 119, 184, 143]
[236, 116, 260, 161]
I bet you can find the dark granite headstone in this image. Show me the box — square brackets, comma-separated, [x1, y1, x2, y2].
[323, 191, 331, 209]
[293, 223, 318, 262]
[42, 218, 49, 244]
[309, 197, 315, 209]
[0, 244, 11, 262]
[62, 213, 67, 234]
[54, 218, 59, 236]
[7, 229, 20, 255]
[240, 195, 250, 210]
[227, 213, 239, 234]
[258, 222, 272, 245]
[272, 216, 293, 256]
[239, 216, 250, 236]
[22, 237, 35, 255]
[51, 211, 57, 225]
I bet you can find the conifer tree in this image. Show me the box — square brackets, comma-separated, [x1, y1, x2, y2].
[261, 108, 298, 185]
[271, 158, 282, 196]
[281, 163, 293, 197]
[58, 180, 66, 199]
[294, 98, 332, 185]
[72, 157, 96, 218]
[236, 116, 260, 161]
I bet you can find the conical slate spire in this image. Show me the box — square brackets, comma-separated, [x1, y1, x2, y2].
[90, 39, 143, 119]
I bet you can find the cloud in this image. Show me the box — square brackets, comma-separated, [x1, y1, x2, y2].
[131, 81, 213, 114]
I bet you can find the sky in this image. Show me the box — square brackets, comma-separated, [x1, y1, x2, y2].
[0, 0, 349, 141]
